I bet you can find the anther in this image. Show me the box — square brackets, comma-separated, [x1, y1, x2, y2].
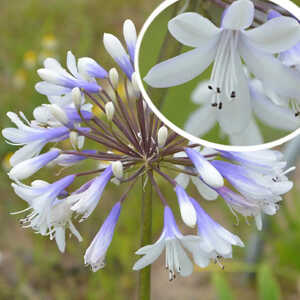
[218, 102, 223, 110]
[295, 112, 300, 117]
[208, 85, 213, 90]
[211, 103, 218, 107]
[216, 87, 221, 94]
[230, 91, 236, 98]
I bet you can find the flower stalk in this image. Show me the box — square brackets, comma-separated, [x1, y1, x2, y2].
[138, 173, 152, 300]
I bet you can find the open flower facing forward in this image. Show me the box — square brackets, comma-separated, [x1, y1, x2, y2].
[145, 0, 300, 137]
[2, 18, 295, 281]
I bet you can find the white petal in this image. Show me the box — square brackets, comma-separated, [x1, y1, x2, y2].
[250, 83, 300, 131]
[123, 19, 137, 61]
[44, 58, 64, 72]
[174, 241, 193, 277]
[35, 82, 71, 96]
[216, 49, 251, 134]
[239, 37, 300, 98]
[180, 236, 210, 268]
[55, 227, 66, 253]
[191, 177, 218, 200]
[184, 105, 217, 137]
[168, 12, 221, 47]
[10, 140, 46, 166]
[103, 33, 128, 63]
[69, 221, 83, 242]
[191, 81, 214, 104]
[229, 118, 263, 146]
[133, 241, 164, 270]
[144, 43, 217, 88]
[222, 0, 254, 30]
[244, 17, 300, 53]
[175, 173, 190, 188]
[67, 51, 79, 77]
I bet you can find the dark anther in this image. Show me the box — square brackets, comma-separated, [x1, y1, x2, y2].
[295, 112, 300, 117]
[211, 103, 218, 107]
[231, 91, 236, 98]
[216, 87, 221, 93]
[208, 85, 213, 90]
[218, 102, 223, 110]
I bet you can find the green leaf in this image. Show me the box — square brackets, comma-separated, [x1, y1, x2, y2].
[257, 264, 281, 300]
[212, 272, 235, 300]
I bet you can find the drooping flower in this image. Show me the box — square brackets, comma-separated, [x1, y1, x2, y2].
[133, 206, 202, 280]
[145, 0, 300, 134]
[191, 198, 244, 263]
[84, 201, 122, 271]
[48, 198, 83, 253]
[12, 175, 75, 235]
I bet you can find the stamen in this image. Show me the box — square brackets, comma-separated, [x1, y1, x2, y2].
[209, 30, 239, 106]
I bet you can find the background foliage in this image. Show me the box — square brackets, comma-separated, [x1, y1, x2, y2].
[0, 0, 299, 299]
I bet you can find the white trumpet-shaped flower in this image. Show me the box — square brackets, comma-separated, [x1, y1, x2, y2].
[145, 0, 300, 134]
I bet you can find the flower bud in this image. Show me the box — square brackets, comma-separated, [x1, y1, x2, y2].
[157, 126, 168, 148]
[126, 79, 138, 101]
[109, 68, 119, 90]
[112, 161, 123, 179]
[48, 104, 69, 125]
[70, 131, 79, 149]
[131, 72, 140, 94]
[72, 87, 82, 109]
[105, 102, 115, 121]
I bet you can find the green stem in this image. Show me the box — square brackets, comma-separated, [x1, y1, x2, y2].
[138, 173, 153, 300]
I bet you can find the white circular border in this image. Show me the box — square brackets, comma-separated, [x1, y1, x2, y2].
[134, 0, 300, 152]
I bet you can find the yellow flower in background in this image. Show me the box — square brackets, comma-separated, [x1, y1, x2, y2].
[12, 69, 27, 89]
[2, 152, 13, 171]
[42, 33, 58, 51]
[23, 50, 37, 69]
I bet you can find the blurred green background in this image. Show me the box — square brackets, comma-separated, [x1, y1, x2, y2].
[138, 0, 297, 145]
[0, 0, 299, 299]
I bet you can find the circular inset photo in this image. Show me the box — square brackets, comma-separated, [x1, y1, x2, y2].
[136, 0, 300, 147]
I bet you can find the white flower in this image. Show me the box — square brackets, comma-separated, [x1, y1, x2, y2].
[191, 198, 244, 260]
[36, 51, 101, 97]
[11, 175, 75, 235]
[84, 202, 121, 271]
[133, 206, 207, 280]
[68, 166, 113, 221]
[2, 112, 69, 166]
[8, 149, 60, 181]
[48, 199, 83, 253]
[145, 0, 300, 134]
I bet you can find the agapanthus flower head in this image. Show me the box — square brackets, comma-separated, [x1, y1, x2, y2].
[3, 18, 295, 280]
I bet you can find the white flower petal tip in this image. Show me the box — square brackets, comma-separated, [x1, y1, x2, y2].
[222, 0, 254, 30]
[105, 102, 115, 121]
[175, 186, 197, 228]
[185, 148, 224, 189]
[168, 12, 220, 48]
[157, 126, 168, 148]
[245, 16, 300, 53]
[112, 161, 123, 179]
[144, 45, 217, 88]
